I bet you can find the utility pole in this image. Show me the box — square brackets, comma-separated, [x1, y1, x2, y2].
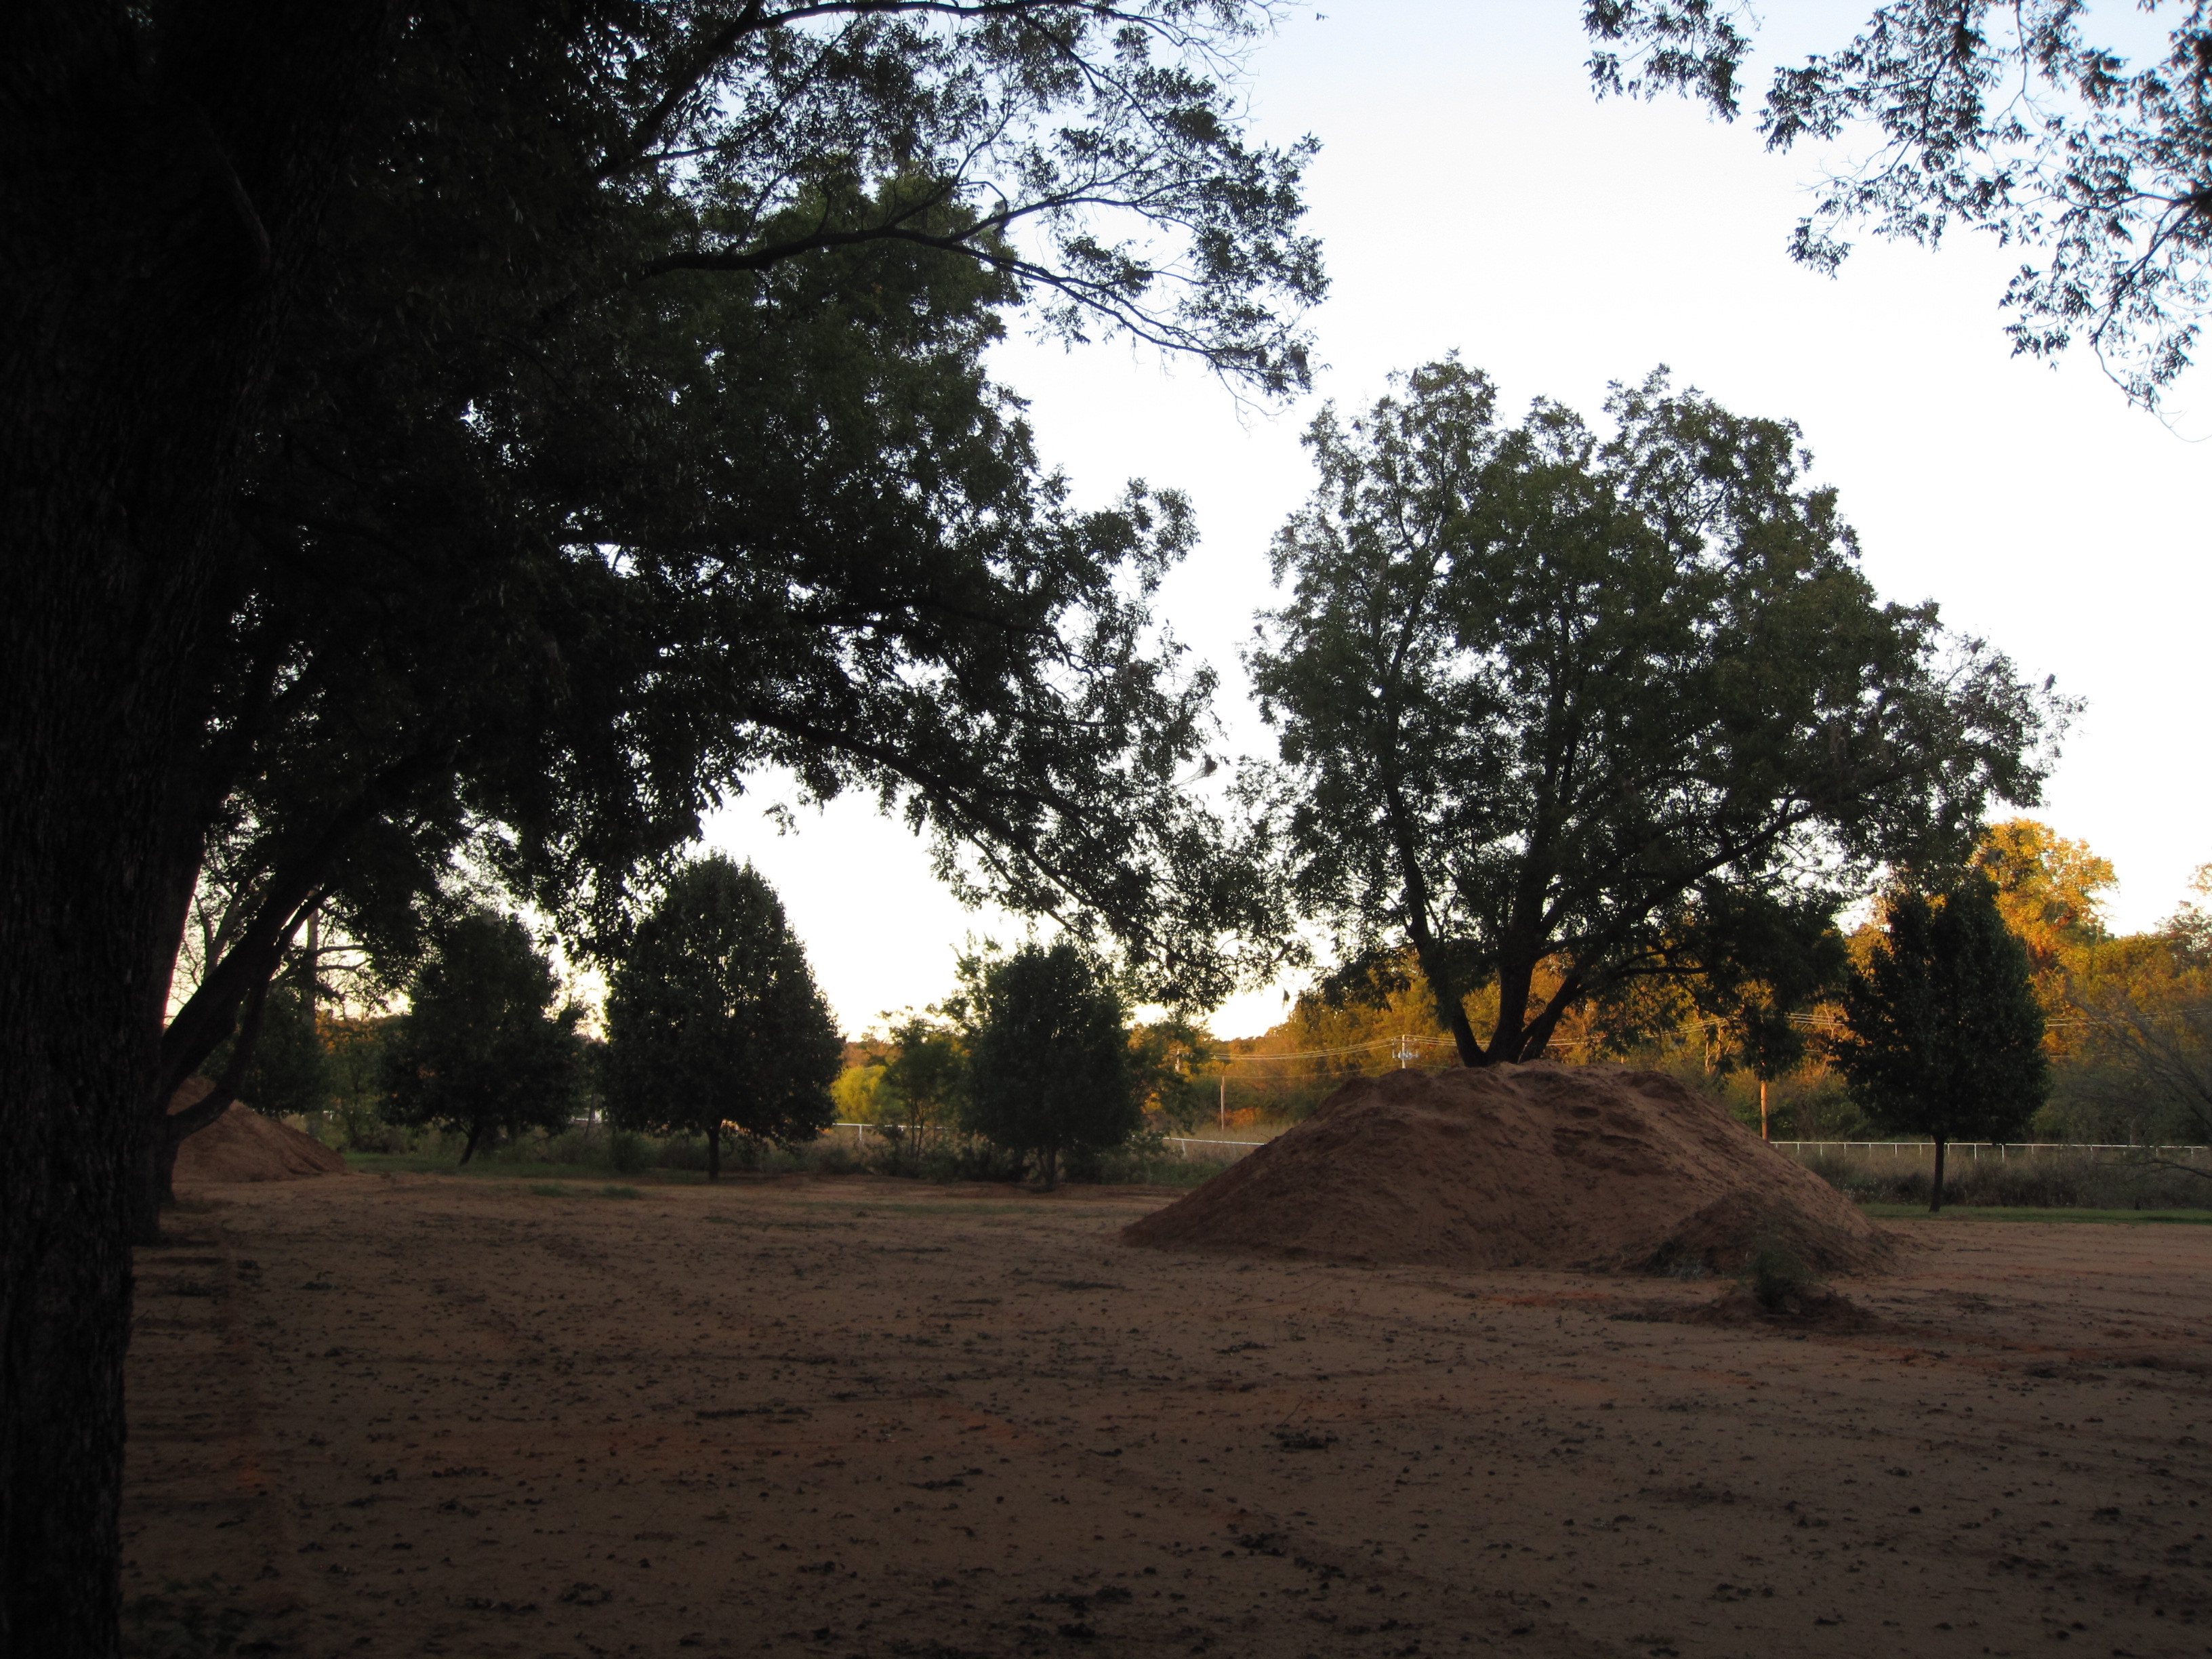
[1394, 1033, 1416, 1069]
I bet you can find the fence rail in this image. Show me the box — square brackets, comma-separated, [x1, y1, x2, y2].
[824, 1125, 2205, 1164]
[825, 1124, 1274, 1162]
[1769, 1141, 2209, 1159]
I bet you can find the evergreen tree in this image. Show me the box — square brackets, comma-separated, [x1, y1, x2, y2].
[965, 943, 1137, 1190]
[1830, 875, 2050, 1210]
[380, 909, 587, 1163]
[603, 859, 841, 1181]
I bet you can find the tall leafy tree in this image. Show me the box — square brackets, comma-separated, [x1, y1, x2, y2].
[603, 859, 842, 1181]
[1830, 876, 2051, 1210]
[964, 943, 1139, 1189]
[1585, 1, 2212, 404]
[1246, 359, 2066, 1067]
[379, 909, 588, 1164]
[148, 14, 1306, 1231]
[6, 7, 1317, 1637]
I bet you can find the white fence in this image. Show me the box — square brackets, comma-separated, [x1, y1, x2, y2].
[1770, 1140, 2210, 1162]
[827, 1124, 1271, 1162]
[825, 1124, 2208, 1166]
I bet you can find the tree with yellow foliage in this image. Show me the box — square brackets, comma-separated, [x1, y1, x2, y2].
[1976, 819, 2115, 972]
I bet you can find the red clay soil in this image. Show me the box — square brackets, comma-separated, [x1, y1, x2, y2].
[1124, 1061, 1889, 1275]
[169, 1077, 350, 1183]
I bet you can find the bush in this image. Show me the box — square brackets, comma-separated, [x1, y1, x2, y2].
[607, 1130, 652, 1174]
[325, 1099, 410, 1154]
[1748, 1245, 1813, 1312]
[914, 1135, 1031, 1183]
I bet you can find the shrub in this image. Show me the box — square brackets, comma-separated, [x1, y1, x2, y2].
[607, 1130, 652, 1175]
[1748, 1246, 1812, 1313]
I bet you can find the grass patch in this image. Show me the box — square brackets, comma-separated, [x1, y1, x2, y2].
[598, 1185, 640, 1200]
[527, 1183, 571, 1197]
[1864, 1204, 2212, 1225]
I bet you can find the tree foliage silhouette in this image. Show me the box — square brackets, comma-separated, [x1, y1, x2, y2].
[1248, 359, 2063, 1065]
[1586, 0, 2212, 404]
[603, 859, 842, 1181]
[1830, 876, 2050, 1210]
[965, 943, 1138, 1189]
[380, 909, 588, 1164]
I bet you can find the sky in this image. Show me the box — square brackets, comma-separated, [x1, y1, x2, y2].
[702, 1, 2209, 1042]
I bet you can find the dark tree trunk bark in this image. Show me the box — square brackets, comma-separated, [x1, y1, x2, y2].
[1929, 1136, 1948, 1213]
[1513, 971, 1584, 1064]
[460, 1123, 483, 1166]
[133, 976, 276, 1243]
[1, 8, 389, 1650]
[1382, 781, 1487, 1067]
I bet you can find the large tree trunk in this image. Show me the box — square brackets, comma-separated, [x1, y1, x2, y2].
[1930, 1134, 1949, 1214]
[134, 977, 277, 1242]
[1382, 782, 1487, 1067]
[0, 6, 388, 1651]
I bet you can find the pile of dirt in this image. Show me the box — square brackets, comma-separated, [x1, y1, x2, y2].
[170, 1078, 350, 1183]
[1123, 1063, 1890, 1275]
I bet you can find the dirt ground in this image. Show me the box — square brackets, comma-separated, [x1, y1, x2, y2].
[125, 1173, 2212, 1659]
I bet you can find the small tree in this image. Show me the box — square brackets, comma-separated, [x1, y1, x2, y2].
[603, 857, 842, 1180]
[1829, 875, 2049, 1210]
[879, 1016, 968, 1174]
[1128, 1016, 1218, 1132]
[964, 943, 1137, 1189]
[380, 908, 587, 1162]
[224, 970, 332, 1123]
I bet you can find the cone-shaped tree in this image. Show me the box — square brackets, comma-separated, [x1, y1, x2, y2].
[1829, 874, 2049, 1211]
[380, 909, 588, 1162]
[604, 859, 841, 1179]
[964, 943, 1137, 1190]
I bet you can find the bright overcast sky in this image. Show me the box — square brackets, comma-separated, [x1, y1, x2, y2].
[703, 1, 2209, 1040]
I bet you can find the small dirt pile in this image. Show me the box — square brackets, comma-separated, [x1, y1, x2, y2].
[170, 1078, 350, 1183]
[1123, 1063, 1889, 1275]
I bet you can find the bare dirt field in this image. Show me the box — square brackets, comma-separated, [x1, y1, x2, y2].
[126, 1172, 2212, 1659]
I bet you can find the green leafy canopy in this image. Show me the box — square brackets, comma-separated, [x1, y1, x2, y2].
[964, 940, 1139, 1187]
[602, 857, 843, 1176]
[1585, 1, 2212, 404]
[378, 908, 588, 1161]
[1829, 875, 2051, 1205]
[1244, 357, 2070, 1066]
[163, 1, 1324, 1118]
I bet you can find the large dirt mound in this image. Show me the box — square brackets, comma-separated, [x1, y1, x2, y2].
[170, 1078, 350, 1183]
[1123, 1063, 1889, 1275]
